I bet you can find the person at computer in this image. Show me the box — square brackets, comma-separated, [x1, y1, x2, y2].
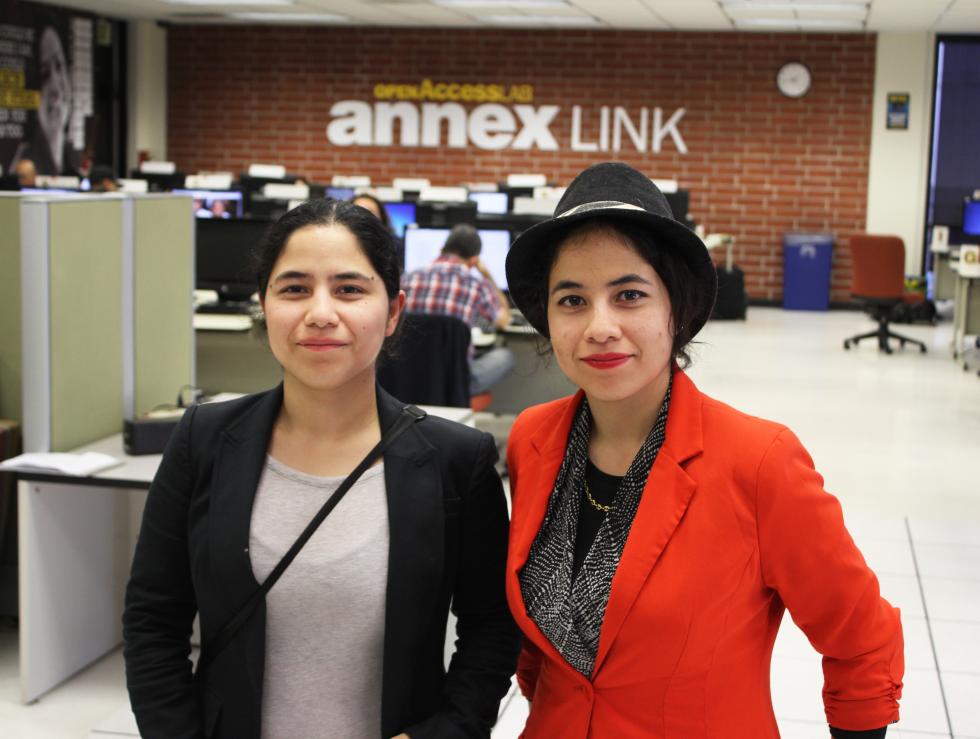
[501, 162, 903, 738]
[402, 224, 515, 396]
[123, 199, 520, 739]
[352, 192, 393, 231]
[89, 164, 118, 192]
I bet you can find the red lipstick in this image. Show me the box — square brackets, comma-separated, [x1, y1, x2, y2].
[582, 353, 630, 370]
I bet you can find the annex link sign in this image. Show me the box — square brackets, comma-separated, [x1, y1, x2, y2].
[325, 81, 688, 154]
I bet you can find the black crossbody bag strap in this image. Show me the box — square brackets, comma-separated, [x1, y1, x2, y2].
[196, 404, 427, 675]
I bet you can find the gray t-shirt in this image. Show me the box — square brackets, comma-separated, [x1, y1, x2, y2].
[250, 456, 389, 739]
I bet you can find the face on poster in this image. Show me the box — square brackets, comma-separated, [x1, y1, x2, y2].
[0, 1, 94, 177]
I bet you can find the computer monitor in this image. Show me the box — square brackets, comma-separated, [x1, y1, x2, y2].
[403, 228, 449, 275]
[963, 199, 980, 236]
[403, 227, 510, 289]
[468, 191, 509, 215]
[383, 202, 417, 237]
[174, 189, 244, 219]
[415, 200, 477, 228]
[196, 218, 271, 301]
[476, 229, 510, 289]
[130, 170, 186, 192]
[326, 186, 355, 201]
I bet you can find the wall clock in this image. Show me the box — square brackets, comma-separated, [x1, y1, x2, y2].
[776, 62, 812, 98]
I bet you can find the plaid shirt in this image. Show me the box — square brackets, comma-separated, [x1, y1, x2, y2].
[402, 255, 501, 331]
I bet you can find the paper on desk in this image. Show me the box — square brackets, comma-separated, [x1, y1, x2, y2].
[0, 451, 122, 476]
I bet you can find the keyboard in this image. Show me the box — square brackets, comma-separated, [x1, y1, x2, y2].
[196, 302, 253, 315]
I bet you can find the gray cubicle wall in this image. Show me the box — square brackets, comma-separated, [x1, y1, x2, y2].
[0, 195, 23, 422]
[124, 195, 195, 417]
[21, 196, 125, 452]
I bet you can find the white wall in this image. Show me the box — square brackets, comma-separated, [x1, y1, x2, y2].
[865, 32, 936, 275]
[126, 21, 167, 172]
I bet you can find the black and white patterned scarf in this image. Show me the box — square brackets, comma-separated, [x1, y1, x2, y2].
[518, 381, 671, 677]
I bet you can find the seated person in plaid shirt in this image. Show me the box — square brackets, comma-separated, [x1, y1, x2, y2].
[402, 224, 516, 395]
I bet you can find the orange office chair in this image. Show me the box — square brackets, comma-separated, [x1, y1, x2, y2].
[843, 234, 927, 354]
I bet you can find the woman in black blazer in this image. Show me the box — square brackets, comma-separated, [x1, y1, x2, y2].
[123, 199, 520, 739]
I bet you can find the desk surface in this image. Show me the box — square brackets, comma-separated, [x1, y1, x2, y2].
[16, 403, 475, 489]
[193, 313, 253, 332]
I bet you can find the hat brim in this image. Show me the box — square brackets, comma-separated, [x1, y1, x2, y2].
[505, 206, 718, 338]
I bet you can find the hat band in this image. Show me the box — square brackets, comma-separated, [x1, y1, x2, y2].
[556, 200, 647, 218]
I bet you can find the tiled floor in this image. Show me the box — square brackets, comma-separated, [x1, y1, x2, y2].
[2, 308, 978, 737]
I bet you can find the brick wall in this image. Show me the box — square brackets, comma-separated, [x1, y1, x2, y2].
[168, 27, 876, 302]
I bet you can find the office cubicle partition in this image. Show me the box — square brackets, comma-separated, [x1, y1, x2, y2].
[21, 196, 125, 453]
[0, 195, 22, 422]
[125, 195, 195, 418]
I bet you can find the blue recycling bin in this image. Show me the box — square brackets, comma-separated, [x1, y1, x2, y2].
[783, 233, 834, 311]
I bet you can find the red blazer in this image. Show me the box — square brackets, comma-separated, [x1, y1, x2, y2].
[505, 370, 903, 738]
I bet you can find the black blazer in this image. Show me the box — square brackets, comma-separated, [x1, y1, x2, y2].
[123, 385, 520, 739]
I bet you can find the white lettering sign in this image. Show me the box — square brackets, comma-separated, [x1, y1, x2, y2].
[325, 101, 689, 154]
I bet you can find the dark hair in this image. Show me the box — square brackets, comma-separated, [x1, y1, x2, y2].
[442, 224, 482, 259]
[253, 198, 403, 354]
[520, 218, 713, 368]
[351, 193, 392, 230]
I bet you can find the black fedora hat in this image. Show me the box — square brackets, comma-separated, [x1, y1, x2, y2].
[505, 162, 717, 338]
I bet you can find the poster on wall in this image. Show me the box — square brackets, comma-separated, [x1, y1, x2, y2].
[886, 92, 910, 130]
[0, 0, 97, 177]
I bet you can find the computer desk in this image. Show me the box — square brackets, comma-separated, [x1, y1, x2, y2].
[951, 258, 980, 371]
[14, 404, 475, 704]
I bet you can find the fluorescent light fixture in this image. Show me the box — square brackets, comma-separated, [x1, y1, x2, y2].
[733, 16, 864, 29]
[722, 0, 867, 7]
[164, 0, 292, 5]
[435, 0, 570, 7]
[475, 13, 600, 26]
[228, 12, 348, 22]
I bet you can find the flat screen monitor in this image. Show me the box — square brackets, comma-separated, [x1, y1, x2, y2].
[383, 202, 416, 237]
[403, 227, 510, 289]
[326, 186, 355, 201]
[174, 189, 244, 219]
[963, 199, 980, 236]
[469, 191, 508, 215]
[196, 218, 270, 301]
[476, 229, 510, 289]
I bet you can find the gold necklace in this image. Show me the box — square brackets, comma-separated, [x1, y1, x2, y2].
[584, 479, 613, 513]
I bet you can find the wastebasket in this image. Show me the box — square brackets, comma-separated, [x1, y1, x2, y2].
[783, 233, 834, 311]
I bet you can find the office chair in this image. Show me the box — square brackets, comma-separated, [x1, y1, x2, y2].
[377, 313, 472, 408]
[843, 234, 927, 354]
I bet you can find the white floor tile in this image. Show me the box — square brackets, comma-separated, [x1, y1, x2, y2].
[930, 620, 980, 675]
[777, 718, 830, 737]
[771, 655, 826, 723]
[897, 668, 950, 734]
[856, 536, 918, 577]
[910, 516, 980, 548]
[943, 671, 980, 737]
[914, 543, 980, 582]
[921, 577, 980, 623]
[879, 573, 926, 620]
[904, 618, 940, 672]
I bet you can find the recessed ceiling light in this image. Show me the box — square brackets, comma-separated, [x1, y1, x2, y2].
[722, 0, 867, 7]
[164, 0, 293, 5]
[434, 0, 570, 8]
[733, 16, 864, 29]
[474, 14, 600, 26]
[228, 12, 349, 23]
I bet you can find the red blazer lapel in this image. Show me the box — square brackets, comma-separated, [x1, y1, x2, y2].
[592, 370, 705, 676]
[507, 391, 584, 670]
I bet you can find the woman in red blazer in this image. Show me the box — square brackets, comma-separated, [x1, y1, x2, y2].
[502, 163, 903, 739]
